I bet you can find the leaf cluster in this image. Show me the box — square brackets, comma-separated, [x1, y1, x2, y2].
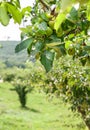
[43, 56, 90, 128]
[0, 0, 90, 71]
[13, 0, 90, 72]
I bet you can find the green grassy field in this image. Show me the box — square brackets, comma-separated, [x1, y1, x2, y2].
[0, 82, 86, 130]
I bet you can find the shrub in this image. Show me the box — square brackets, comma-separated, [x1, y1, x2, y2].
[44, 57, 90, 129]
[11, 79, 33, 107]
[2, 68, 16, 82]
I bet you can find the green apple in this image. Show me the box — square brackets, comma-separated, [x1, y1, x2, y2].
[46, 27, 53, 36]
[56, 32, 62, 37]
[68, 47, 75, 55]
[56, 27, 63, 37]
[38, 18, 43, 23]
[46, 13, 53, 19]
[49, 20, 54, 29]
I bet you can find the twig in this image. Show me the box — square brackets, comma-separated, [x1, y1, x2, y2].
[39, 0, 49, 10]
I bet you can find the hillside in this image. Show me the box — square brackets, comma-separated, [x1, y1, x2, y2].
[0, 41, 33, 67]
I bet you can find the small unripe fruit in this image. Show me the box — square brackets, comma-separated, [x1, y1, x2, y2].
[68, 47, 75, 55]
[38, 18, 43, 23]
[49, 20, 54, 29]
[46, 27, 53, 36]
[46, 13, 53, 19]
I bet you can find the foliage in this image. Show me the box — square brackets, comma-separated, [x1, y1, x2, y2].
[15, 0, 90, 72]
[0, 0, 89, 71]
[10, 68, 34, 108]
[2, 67, 16, 82]
[11, 79, 33, 107]
[1, 61, 45, 85]
[0, 56, 90, 128]
[0, 64, 33, 107]
[43, 57, 90, 129]
[0, 61, 45, 107]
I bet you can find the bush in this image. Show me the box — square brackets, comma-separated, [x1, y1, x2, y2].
[11, 79, 33, 107]
[2, 68, 16, 82]
[44, 56, 90, 129]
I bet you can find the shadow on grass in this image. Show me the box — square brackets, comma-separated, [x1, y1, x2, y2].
[20, 106, 41, 113]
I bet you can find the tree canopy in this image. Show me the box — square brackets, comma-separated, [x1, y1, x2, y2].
[0, 0, 90, 72]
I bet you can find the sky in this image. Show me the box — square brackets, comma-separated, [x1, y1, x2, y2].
[0, 0, 35, 41]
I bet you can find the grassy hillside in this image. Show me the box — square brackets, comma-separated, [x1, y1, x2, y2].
[0, 41, 33, 67]
[0, 82, 86, 130]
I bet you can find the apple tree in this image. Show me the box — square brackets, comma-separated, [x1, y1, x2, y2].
[0, 0, 90, 72]
[44, 57, 90, 130]
[14, 0, 90, 72]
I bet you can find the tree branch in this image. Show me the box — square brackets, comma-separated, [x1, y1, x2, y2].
[39, 0, 49, 10]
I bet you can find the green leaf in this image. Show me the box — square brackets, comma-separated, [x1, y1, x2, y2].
[52, 44, 66, 59]
[20, 26, 32, 33]
[0, 3, 10, 26]
[21, 6, 31, 17]
[60, 0, 74, 12]
[80, 58, 87, 66]
[40, 12, 49, 21]
[11, 0, 21, 8]
[46, 42, 61, 47]
[65, 40, 72, 49]
[38, 21, 48, 31]
[58, 44, 66, 55]
[20, 27, 29, 33]
[36, 22, 48, 35]
[54, 12, 66, 32]
[30, 41, 44, 57]
[53, 47, 62, 59]
[87, 0, 90, 21]
[35, 41, 44, 52]
[27, 42, 33, 55]
[7, 2, 22, 24]
[54, 0, 75, 32]
[67, 7, 78, 23]
[84, 46, 90, 52]
[40, 51, 55, 72]
[15, 38, 33, 53]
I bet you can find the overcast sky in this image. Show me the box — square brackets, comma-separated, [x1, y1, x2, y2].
[0, 0, 35, 41]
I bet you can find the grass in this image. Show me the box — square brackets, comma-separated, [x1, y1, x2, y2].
[0, 82, 86, 130]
